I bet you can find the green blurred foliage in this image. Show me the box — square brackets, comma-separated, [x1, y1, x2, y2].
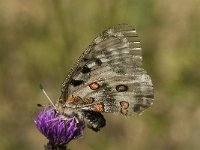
[0, 0, 200, 149]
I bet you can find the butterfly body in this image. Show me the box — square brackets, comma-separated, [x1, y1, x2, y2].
[56, 24, 154, 131]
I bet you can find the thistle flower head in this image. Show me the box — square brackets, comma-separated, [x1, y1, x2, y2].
[35, 107, 85, 145]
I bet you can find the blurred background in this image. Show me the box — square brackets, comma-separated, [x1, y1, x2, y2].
[0, 0, 200, 149]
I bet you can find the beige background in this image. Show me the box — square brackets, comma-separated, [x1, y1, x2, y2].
[0, 0, 200, 149]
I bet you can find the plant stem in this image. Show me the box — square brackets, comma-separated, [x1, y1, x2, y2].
[44, 142, 68, 150]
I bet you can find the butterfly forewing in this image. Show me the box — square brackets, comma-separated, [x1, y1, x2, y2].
[60, 24, 154, 115]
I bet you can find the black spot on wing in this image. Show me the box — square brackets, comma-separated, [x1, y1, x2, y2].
[133, 104, 141, 112]
[116, 84, 128, 92]
[94, 58, 102, 66]
[70, 79, 84, 86]
[81, 65, 91, 73]
[83, 57, 89, 62]
[145, 94, 154, 99]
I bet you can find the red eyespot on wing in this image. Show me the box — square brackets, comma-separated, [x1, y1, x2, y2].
[89, 82, 99, 90]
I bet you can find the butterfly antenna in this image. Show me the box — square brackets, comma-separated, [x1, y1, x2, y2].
[39, 84, 57, 109]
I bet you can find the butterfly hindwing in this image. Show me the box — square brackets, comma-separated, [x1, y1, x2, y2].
[60, 24, 154, 115]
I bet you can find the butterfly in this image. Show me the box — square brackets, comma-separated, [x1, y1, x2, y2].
[54, 24, 154, 132]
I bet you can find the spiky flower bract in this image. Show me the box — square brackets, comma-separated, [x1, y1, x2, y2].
[35, 107, 85, 146]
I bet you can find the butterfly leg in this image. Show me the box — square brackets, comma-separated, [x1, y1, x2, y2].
[82, 110, 106, 132]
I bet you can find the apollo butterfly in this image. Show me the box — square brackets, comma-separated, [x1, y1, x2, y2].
[52, 24, 154, 132]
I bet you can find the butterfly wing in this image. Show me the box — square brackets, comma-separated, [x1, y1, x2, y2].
[60, 24, 154, 115]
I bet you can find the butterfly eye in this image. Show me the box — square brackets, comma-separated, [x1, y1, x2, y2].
[89, 82, 99, 90]
[116, 84, 128, 92]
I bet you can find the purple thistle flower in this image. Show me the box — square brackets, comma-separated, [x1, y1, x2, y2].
[35, 107, 85, 146]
